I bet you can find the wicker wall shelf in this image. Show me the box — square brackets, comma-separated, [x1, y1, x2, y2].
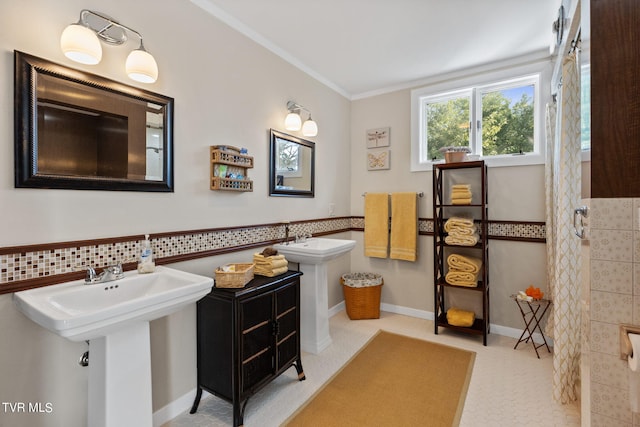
[210, 145, 254, 192]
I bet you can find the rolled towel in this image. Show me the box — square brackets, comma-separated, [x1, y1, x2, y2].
[447, 225, 477, 236]
[444, 217, 475, 231]
[451, 184, 471, 191]
[451, 190, 472, 200]
[447, 307, 475, 327]
[451, 198, 472, 205]
[447, 254, 482, 273]
[445, 271, 479, 287]
[445, 233, 479, 246]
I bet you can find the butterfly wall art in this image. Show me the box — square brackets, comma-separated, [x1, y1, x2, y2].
[367, 150, 390, 170]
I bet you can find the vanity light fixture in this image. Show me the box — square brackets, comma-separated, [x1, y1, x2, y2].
[285, 101, 318, 137]
[60, 9, 158, 83]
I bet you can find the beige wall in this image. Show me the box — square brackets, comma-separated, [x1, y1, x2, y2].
[0, 0, 350, 426]
[349, 85, 551, 330]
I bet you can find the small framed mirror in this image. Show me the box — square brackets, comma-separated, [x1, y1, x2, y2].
[14, 51, 174, 192]
[269, 129, 315, 197]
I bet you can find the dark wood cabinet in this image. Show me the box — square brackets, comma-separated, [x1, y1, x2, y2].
[190, 271, 305, 427]
[591, 0, 640, 197]
[433, 160, 490, 345]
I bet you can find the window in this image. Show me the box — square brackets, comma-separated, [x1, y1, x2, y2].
[411, 71, 547, 170]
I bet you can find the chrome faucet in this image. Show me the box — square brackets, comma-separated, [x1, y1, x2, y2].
[295, 233, 312, 243]
[284, 222, 290, 245]
[84, 263, 125, 285]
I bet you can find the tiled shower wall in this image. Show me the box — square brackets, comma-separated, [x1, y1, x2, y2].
[589, 198, 640, 426]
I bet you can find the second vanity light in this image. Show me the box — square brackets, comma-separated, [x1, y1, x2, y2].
[285, 101, 318, 137]
[60, 9, 158, 84]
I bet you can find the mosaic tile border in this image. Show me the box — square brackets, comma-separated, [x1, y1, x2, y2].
[0, 216, 542, 294]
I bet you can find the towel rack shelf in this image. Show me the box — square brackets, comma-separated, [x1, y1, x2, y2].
[432, 161, 490, 345]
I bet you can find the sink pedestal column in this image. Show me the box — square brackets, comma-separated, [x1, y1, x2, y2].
[298, 263, 332, 354]
[88, 321, 153, 427]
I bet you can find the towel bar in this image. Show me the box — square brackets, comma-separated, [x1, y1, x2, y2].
[362, 192, 423, 197]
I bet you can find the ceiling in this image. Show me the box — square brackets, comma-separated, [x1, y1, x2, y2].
[192, 0, 560, 99]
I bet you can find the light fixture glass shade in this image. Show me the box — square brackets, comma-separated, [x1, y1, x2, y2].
[126, 49, 158, 83]
[302, 117, 318, 137]
[60, 23, 102, 65]
[285, 112, 302, 131]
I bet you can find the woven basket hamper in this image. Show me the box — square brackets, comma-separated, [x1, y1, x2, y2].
[341, 273, 383, 320]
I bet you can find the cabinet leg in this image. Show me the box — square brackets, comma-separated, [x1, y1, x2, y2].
[294, 358, 306, 381]
[189, 387, 203, 414]
[234, 399, 249, 427]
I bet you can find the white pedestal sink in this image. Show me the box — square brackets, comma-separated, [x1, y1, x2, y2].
[273, 238, 355, 354]
[13, 266, 213, 427]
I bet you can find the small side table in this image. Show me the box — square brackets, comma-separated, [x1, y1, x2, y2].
[511, 296, 552, 358]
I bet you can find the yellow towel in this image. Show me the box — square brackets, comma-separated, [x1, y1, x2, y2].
[444, 217, 475, 231]
[451, 198, 472, 205]
[390, 192, 417, 261]
[364, 193, 389, 258]
[447, 307, 476, 327]
[447, 254, 482, 273]
[451, 184, 471, 191]
[445, 234, 479, 246]
[255, 265, 288, 277]
[451, 190, 472, 200]
[445, 271, 479, 287]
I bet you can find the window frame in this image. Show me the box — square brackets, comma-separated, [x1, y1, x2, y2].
[411, 60, 552, 171]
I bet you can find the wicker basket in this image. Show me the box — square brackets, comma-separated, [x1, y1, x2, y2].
[341, 273, 383, 320]
[215, 263, 255, 288]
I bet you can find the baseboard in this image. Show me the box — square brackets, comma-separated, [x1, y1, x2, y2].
[153, 389, 211, 427]
[329, 301, 553, 346]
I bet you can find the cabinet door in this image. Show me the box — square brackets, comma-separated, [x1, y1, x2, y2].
[239, 292, 275, 394]
[274, 281, 299, 371]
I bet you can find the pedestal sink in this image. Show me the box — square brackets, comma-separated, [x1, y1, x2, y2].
[13, 266, 213, 427]
[273, 238, 356, 354]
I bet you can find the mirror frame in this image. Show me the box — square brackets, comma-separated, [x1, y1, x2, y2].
[269, 129, 315, 198]
[14, 51, 174, 192]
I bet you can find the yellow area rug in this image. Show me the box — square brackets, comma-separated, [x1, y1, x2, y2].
[283, 331, 475, 427]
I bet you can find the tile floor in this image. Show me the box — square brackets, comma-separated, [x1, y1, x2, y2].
[164, 311, 581, 427]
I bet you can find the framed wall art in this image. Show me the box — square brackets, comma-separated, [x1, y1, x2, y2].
[366, 127, 390, 148]
[367, 149, 390, 170]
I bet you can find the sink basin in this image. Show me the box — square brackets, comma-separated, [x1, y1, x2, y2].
[273, 237, 356, 354]
[13, 265, 214, 427]
[13, 266, 214, 342]
[274, 237, 356, 264]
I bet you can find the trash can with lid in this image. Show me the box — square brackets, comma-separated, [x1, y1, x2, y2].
[340, 273, 383, 320]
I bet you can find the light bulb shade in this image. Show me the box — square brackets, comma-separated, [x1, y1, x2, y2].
[126, 49, 158, 83]
[302, 118, 318, 137]
[285, 112, 302, 131]
[60, 23, 102, 65]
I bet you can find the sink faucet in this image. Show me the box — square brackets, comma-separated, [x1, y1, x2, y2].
[295, 233, 313, 243]
[85, 263, 125, 285]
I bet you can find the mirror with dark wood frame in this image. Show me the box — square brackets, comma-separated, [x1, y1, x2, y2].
[14, 51, 174, 192]
[269, 129, 315, 197]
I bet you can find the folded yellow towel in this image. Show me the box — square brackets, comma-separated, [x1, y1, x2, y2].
[253, 253, 286, 262]
[451, 198, 472, 205]
[445, 271, 479, 287]
[451, 184, 471, 191]
[447, 254, 482, 273]
[445, 234, 479, 246]
[254, 258, 288, 269]
[255, 265, 288, 277]
[451, 190, 472, 200]
[447, 225, 477, 236]
[444, 217, 475, 231]
[390, 192, 417, 262]
[364, 193, 389, 258]
[447, 307, 476, 327]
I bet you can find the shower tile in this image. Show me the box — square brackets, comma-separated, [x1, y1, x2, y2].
[591, 412, 632, 427]
[591, 352, 628, 389]
[591, 260, 633, 294]
[591, 320, 623, 356]
[591, 382, 632, 423]
[591, 291, 632, 325]
[591, 198, 633, 230]
[591, 229, 634, 262]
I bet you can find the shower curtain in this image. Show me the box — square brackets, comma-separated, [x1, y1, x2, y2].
[544, 51, 582, 404]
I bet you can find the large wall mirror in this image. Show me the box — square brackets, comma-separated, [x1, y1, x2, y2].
[269, 129, 315, 197]
[14, 51, 174, 191]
